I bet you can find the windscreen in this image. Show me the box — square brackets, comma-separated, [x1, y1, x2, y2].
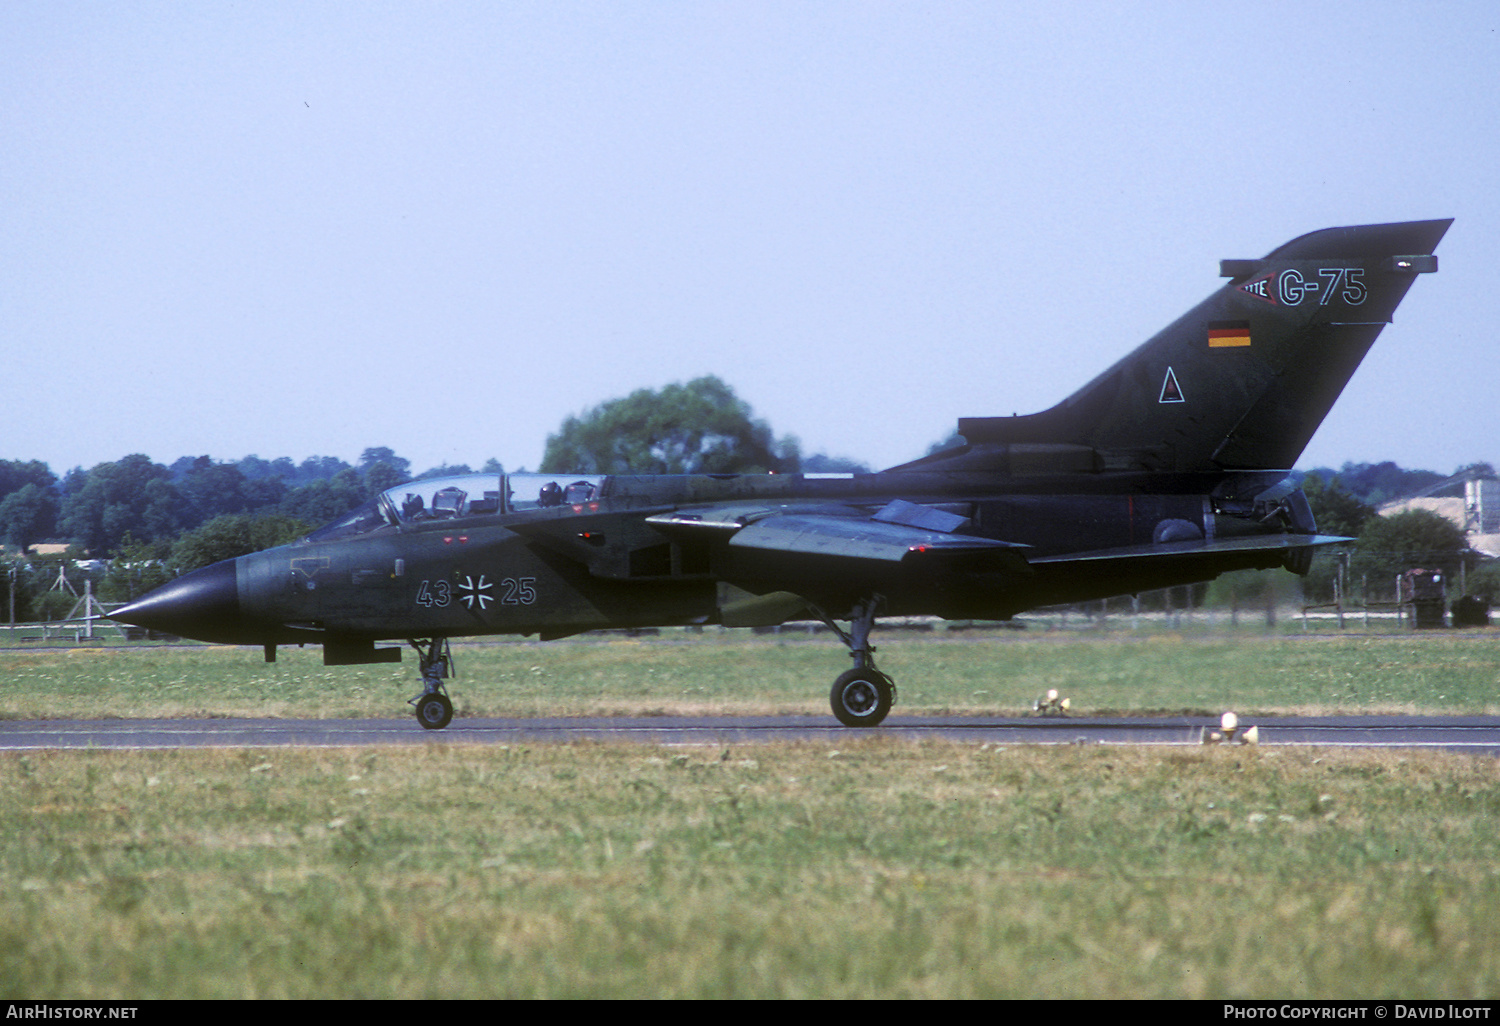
[304, 473, 502, 542]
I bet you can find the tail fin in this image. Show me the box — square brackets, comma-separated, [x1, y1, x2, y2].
[951, 219, 1451, 474]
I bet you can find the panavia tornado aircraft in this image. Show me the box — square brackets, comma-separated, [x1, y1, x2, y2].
[112, 219, 1450, 730]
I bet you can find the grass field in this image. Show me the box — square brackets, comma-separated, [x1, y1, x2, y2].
[3, 627, 1500, 998]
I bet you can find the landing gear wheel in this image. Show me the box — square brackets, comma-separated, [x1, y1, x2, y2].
[407, 638, 455, 730]
[830, 668, 893, 728]
[414, 691, 453, 730]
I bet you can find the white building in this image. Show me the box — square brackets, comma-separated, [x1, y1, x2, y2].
[1379, 476, 1500, 558]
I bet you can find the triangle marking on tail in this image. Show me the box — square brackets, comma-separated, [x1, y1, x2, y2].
[1159, 367, 1185, 404]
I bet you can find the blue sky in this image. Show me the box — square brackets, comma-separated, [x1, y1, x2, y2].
[4, 2, 1496, 478]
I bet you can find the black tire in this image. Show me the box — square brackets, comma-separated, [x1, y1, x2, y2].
[830, 668, 893, 727]
[414, 692, 453, 730]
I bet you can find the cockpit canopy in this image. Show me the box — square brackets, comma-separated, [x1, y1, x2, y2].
[305, 472, 606, 542]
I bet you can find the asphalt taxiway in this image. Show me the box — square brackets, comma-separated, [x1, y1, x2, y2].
[4, 715, 1500, 753]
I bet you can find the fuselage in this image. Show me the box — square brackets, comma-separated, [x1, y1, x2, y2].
[116, 463, 1309, 653]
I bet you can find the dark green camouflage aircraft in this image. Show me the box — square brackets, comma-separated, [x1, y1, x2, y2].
[113, 219, 1450, 729]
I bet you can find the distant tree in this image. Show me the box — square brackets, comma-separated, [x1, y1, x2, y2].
[235, 455, 277, 481]
[776, 434, 803, 473]
[234, 454, 298, 483]
[168, 513, 313, 574]
[1465, 561, 1500, 604]
[1329, 461, 1446, 506]
[243, 475, 289, 511]
[173, 456, 253, 527]
[359, 447, 411, 481]
[1301, 472, 1376, 538]
[0, 459, 55, 499]
[57, 455, 179, 555]
[0, 483, 58, 550]
[541, 376, 796, 475]
[1348, 509, 1469, 590]
[279, 469, 367, 527]
[363, 461, 407, 497]
[296, 456, 353, 485]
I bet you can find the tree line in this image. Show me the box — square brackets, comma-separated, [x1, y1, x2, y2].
[0, 447, 491, 557]
[1, 378, 874, 561]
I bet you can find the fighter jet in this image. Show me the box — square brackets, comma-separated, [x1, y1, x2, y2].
[112, 219, 1450, 729]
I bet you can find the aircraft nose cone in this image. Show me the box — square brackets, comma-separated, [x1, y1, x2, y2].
[111, 559, 243, 642]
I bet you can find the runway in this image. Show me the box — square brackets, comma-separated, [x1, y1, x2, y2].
[5, 714, 1500, 752]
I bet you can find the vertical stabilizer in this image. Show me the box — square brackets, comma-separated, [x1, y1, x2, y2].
[953, 219, 1451, 473]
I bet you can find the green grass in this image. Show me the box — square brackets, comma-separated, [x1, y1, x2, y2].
[4, 628, 1500, 998]
[3, 626, 1500, 720]
[3, 741, 1499, 998]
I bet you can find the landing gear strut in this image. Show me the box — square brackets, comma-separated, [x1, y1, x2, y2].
[408, 638, 454, 730]
[818, 596, 895, 727]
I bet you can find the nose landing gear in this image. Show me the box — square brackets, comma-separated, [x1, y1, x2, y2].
[408, 638, 454, 730]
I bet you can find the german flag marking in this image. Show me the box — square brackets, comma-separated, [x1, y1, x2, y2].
[1208, 320, 1251, 348]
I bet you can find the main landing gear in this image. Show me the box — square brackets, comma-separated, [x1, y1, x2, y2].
[408, 638, 454, 730]
[818, 596, 896, 728]
[404, 607, 893, 729]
